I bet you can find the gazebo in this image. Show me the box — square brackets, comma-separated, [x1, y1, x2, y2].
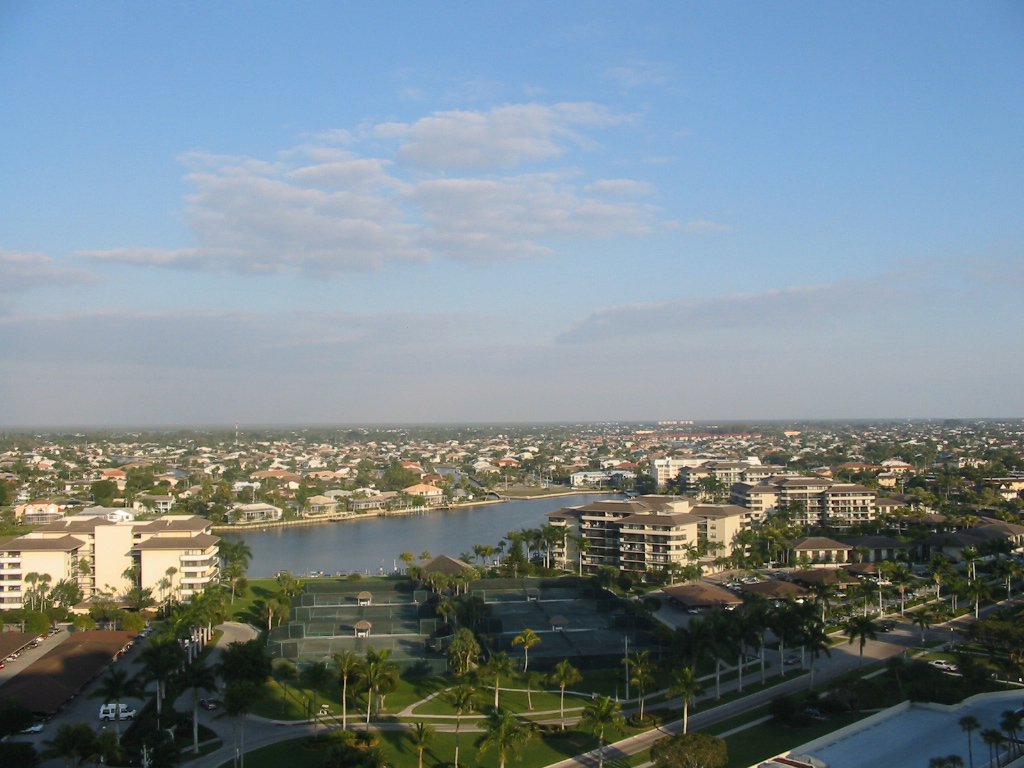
[354, 620, 372, 638]
[550, 615, 568, 631]
[356, 591, 373, 606]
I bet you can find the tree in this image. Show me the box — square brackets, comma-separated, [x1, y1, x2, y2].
[476, 708, 532, 768]
[448, 627, 481, 676]
[410, 722, 435, 768]
[218, 639, 271, 687]
[959, 715, 980, 768]
[912, 607, 935, 643]
[844, 616, 879, 666]
[90, 667, 137, 742]
[362, 648, 399, 724]
[224, 680, 259, 768]
[42, 723, 97, 768]
[981, 728, 1005, 768]
[550, 659, 582, 730]
[512, 627, 541, 672]
[137, 636, 186, 729]
[180, 658, 217, 755]
[669, 667, 702, 734]
[332, 650, 361, 730]
[627, 650, 654, 720]
[220, 539, 252, 602]
[1001, 709, 1022, 761]
[581, 695, 625, 768]
[444, 684, 476, 768]
[652, 732, 728, 768]
[484, 652, 515, 710]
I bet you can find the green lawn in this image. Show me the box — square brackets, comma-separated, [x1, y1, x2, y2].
[723, 711, 869, 768]
[222, 725, 649, 768]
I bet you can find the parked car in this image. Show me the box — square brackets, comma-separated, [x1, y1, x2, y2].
[98, 703, 136, 721]
[199, 698, 218, 711]
[929, 660, 957, 672]
[19, 722, 44, 734]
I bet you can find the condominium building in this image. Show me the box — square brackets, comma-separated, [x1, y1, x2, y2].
[730, 476, 876, 529]
[0, 514, 218, 608]
[649, 458, 708, 488]
[546, 496, 747, 574]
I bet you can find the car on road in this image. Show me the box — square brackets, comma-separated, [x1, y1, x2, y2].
[784, 654, 801, 665]
[929, 660, 957, 672]
[19, 722, 44, 734]
[98, 703, 137, 721]
[879, 619, 896, 632]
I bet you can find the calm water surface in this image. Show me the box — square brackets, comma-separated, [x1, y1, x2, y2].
[222, 494, 614, 577]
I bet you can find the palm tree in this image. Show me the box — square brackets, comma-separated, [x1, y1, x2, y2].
[1001, 709, 1022, 761]
[136, 636, 185, 729]
[550, 659, 582, 730]
[844, 616, 879, 666]
[512, 627, 542, 672]
[960, 715, 981, 768]
[180, 659, 217, 755]
[626, 650, 654, 720]
[981, 728, 1004, 768]
[484, 652, 515, 710]
[799, 613, 832, 689]
[224, 680, 259, 768]
[42, 723, 98, 768]
[580, 695, 625, 768]
[332, 650, 361, 730]
[91, 667, 137, 742]
[410, 722, 435, 768]
[476, 708, 532, 768]
[444, 684, 476, 768]
[912, 607, 935, 643]
[669, 667, 702, 734]
[362, 648, 399, 724]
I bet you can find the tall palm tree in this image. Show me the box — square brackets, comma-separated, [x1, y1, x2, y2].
[912, 607, 935, 643]
[1001, 709, 1022, 760]
[960, 715, 980, 768]
[669, 667, 702, 734]
[484, 652, 515, 710]
[981, 728, 1004, 768]
[42, 723, 98, 768]
[512, 627, 542, 672]
[224, 680, 259, 768]
[799, 613, 832, 689]
[844, 616, 879, 666]
[362, 648, 399, 724]
[443, 684, 476, 768]
[550, 659, 582, 730]
[180, 658, 217, 755]
[410, 722, 435, 768]
[476, 708, 532, 768]
[580, 695, 625, 768]
[332, 650, 361, 730]
[91, 667, 137, 742]
[136, 636, 186, 729]
[626, 650, 653, 720]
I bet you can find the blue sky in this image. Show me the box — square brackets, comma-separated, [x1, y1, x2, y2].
[1, 2, 1022, 426]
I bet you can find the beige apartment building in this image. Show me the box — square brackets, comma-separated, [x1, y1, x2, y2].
[0, 514, 218, 609]
[730, 476, 876, 529]
[547, 496, 747, 574]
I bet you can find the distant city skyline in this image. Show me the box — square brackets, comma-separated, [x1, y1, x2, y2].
[2, 3, 1022, 426]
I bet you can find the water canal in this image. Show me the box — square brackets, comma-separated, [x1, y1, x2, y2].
[221, 493, 614, 577]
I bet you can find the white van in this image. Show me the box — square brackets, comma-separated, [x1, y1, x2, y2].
[98, 703, 136, 721]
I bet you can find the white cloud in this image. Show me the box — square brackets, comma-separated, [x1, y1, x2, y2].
[77, 102, 662, 274]
[386, 102, 627, 169]
[557, 280, 898, 344]
[686, 220, 733, 234]
[604, 61, 671, 88]
[0, 248, 97, 295]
